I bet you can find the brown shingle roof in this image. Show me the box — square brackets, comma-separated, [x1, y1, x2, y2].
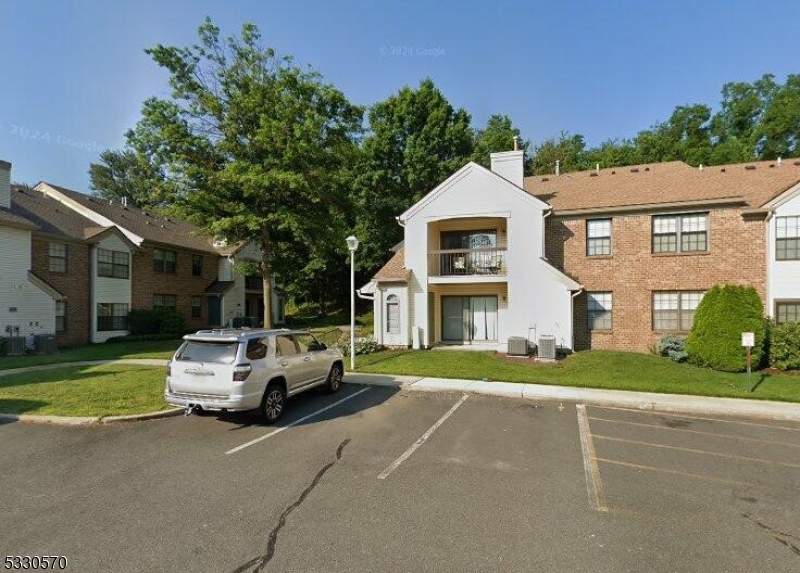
[523, 160, 800, 213]
[11, 185, 102, 240]
[372, 247, 408, 281]
[0, 206, 37, 230]
[41, 183, 219, 253]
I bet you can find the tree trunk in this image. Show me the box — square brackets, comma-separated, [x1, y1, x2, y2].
[260, 230, 273, 329]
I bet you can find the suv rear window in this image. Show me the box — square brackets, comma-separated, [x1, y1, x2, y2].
[176, 341, 238, 364]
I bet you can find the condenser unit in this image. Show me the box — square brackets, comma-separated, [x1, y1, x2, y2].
[507, 336, 529, 357]
[6, 336, 25, 356]
[34, 334, 56, 354]
[538, 335, 557, 361]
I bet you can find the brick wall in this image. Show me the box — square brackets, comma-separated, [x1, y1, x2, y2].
[130, 245, 219, 330]
[546, 208, 766, 352]
[30, 237, 91, 347]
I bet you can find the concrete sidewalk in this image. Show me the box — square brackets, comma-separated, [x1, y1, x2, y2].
[343, 373, 800, 422]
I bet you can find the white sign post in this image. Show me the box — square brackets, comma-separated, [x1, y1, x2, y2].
[742, 332, 755, 392]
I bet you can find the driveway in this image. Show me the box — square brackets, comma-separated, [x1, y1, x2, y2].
[1, 385, 798, 572]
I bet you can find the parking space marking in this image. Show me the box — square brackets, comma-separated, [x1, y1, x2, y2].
[225, 387, 371, 455]
[589, 416, 800, 450]
[378, 394, 469, 480]
[576, 404, 608, 513]
[591, 405, 800, 433]
[594, 435, 800, 469]
[597, 458, 754, 487]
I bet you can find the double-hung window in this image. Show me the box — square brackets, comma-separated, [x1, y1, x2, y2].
[586, 219, 612, 256]
[587, 292, 612, 330]
[652, 214, 708, 253]
[153, 294, 177, 310]
[776, 216, 800, 260]
[97, 303, 129, 331]
[49, 242, 68, 273]
[154, 249, 177, 273]
[653, 291, 705, 331]
[97, 249, 129, 279]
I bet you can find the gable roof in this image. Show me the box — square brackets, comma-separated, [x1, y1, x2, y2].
[524, 160, 800, 214]
[11, 185, 106, 241]
[372, 247, 408, 282]
[0, 206, 37, 230]
[400, 162, 549, 222]
[38, 182, 220, 253]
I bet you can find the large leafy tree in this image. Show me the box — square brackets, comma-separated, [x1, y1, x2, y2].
[354, 79, 474, 271]
[89, 149, 172, 209]
[118, 19, 362, 326]
[529, 131, 591, 175]
[471, 114, 530, 170]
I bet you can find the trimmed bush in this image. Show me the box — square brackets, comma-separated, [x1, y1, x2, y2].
[155, 307, 186, 335]
[106, 333, 183, 343]
[337, 337, 383, 356]
[656, 334, 688, 363]
[769, 321, 800, 370]
[128, 309, 160, 335]
[685, 284, 765, 372]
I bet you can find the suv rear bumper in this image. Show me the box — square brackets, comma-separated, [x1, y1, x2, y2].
[164, 391, 260, 412]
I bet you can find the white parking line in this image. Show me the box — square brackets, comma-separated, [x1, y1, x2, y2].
[378, 394, 469, 480]
[592, 405, 800, 433]
[576, 404, 608, 512]
[225, 387, 371, 455]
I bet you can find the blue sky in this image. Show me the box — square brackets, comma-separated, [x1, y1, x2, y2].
[2, 0, 798, 191]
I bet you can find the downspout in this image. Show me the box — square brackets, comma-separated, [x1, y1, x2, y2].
[570, 287, 584, 351]
[395, 216, 405, 228]
[542, 209, 552, 260]
[356, 288, 374, 301]
[765, 210, 774, 318]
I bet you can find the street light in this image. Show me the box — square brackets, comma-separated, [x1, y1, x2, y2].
[346, 235, 360, 371]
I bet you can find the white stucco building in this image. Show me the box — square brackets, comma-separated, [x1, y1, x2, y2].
[366, 150, 581, 350]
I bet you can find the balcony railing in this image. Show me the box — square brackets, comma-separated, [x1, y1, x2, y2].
[429, 248, 507, 277]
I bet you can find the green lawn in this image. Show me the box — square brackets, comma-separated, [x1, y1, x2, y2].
[0, 364, 169, 416]
[354, 349, 800, 403]
[0, 339, 181, 371]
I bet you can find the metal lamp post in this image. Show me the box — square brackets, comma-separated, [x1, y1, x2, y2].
[346, 235, 360, 371]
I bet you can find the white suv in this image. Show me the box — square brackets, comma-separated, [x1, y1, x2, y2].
[164, 328, 344, 423]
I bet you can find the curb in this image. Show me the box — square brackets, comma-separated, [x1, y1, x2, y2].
[99, 408, 184, 424]
[0, 408, 184, 426]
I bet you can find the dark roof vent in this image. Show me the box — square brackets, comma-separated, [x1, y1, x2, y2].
[630, 168, 639, 173]
[721, 168, 726, 172]
[770, 164, 776, 168]
[745, 165, 756, 170]
[589, 172, 598, 177]
[644, 167, 650, 171]
[794, 160, 800, 166]
[542, 177, 549, 182]
[611, 171, 616, 175]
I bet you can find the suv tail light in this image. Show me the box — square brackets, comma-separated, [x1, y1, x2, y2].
[233, 363, 252, 382]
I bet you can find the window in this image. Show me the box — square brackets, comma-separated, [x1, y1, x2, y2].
[275, 335, 297, 356]
[97, 303, 129, 331]
[586, 219, 611, 256]
[55, 300, 66, 333]
[295, 332, 323, 352]
[153, 249, 177, 273]
[191, 296, 202, 319]
[192, 255, 203, 276]
[652, 214, 708, 253]
[245, 338, 268, 360]
[97, 248, 129, 279]
[653, 291, 705, 331]
[440, 230, 497, 250]
[386, 294, 400, 334]
[153, 294, 177, 310]
[775, 301, 800, 324]
[776, 216, 800, 260]
[49, 242, 68, 273]
[587, 292, 612, 330]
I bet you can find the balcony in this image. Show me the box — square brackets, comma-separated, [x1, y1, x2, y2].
[245, 276, 263, 291]
[428, 248, 507, 281]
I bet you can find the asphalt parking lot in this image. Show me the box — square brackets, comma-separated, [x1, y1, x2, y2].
[1, 384, 799, 573]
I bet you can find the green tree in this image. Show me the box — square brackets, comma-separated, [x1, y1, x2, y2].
[685, 284, 766, 372]
[757, 74, 800, 159]
[354, 79, 474, 272]
[471, 114, 529, 170]
[89, 149, 173, 209]
[529, 131, 590, 175]
[634, 104, 713, 166]
[125, 19, 363, 327]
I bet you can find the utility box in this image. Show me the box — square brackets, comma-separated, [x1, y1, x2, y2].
[507, 336, 529, 356]
[34, 334, 57, 354]
[538, 335, 557, 361]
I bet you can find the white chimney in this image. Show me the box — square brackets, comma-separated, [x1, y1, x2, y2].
[490, 150, 524, 188]
[0, 160, 11, 209]
[555, 160, 561, 176]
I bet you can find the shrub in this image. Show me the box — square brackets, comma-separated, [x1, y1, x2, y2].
[106, 333, 183, 343]
[155, 307, 186, 335]
[769, 321, 800, 370]
[128, 309, 160, 335]
[657, 334, 688, 363]
[337, 337, 383, 356]
[685, 284, 765, 372]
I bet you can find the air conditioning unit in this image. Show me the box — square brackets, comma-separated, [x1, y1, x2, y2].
[538, 335, 557, 361]
[6, 336, 25, 356]
[34, 334, 57, 354]
[507, 336, 529, 356]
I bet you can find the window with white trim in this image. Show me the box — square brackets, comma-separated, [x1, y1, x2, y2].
[653, 291, 705, 331]
[586, 219, 612, 256]
[776, 216, 800, 260]
[154, 249, 177, 273]
[587, 292, 612, 330]
[49, 242, 68, 273]
[191, 296, 202, 319]
[775, 301, 800, 324]
[97, 248, 129, 279]
[652, 214, 708, 253]
[97, 303, 129, 331]
[153, 294, 177, 310]
[386, 294, 400, 334]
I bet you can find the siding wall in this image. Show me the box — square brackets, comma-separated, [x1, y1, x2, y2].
[768, 192, 800, 316]
[92, 234, 132, 342]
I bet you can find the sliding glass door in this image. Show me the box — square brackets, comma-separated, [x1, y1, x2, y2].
[441, 296, 498, 342]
